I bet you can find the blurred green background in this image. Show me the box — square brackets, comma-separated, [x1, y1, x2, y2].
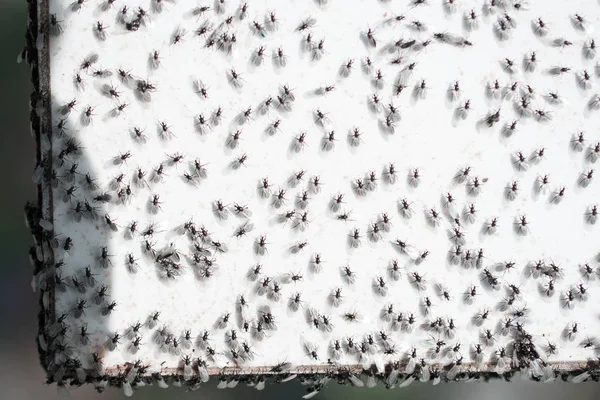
[1, 1, 598, 399]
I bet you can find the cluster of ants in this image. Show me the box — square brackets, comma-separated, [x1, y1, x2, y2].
[24, 0, 600, 398]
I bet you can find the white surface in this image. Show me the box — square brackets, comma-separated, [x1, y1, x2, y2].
[47, 0, 600, 373]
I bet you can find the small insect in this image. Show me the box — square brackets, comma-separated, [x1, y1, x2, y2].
[124, 252, 140, 273]
[283, 84, 297, 101]
[407, 168, 421, 187]
[344, 311, 361, 323]
[580, 263, 598, 281]
[294, 190, 311, 210]
[410, 19, 428, 33]
[579, 169, 594, 188]
[341, 265, 356, 284]
[529, 17, 549, 37]
[501, 57, 518, 74]
[447, 80, 462, 102]
[273, 47, 287, 67]
[358, 57, 374, 77]
[340, 59, 354, 78]
[80, 106, 95, 126]
[586, 205, 598, 225]
[148, 50, 162, 70]
[366, 94, 383, 115]
[463, 9, 479, 31]
[106, 333, 121, 351]
[217, 312, 231, 329]
[147, 194, 162, 214]
[108, 100, 128, 117]
[456, 99, 471, 120]
[289, 240, 308, 255]
[316, 85, 336, 98]
[529, 147, 546, 165]
[373, 69, 385, 90]
[589, 94, 600, 111]
[552, 38, 574, 49]
[293, 211, 310, 231]
[501, 81, 518, 102]
[136, 79, 156, 102]
[577, 70, 593, 90]
[228, 68, 244, 88]
[503, 180, 519, 201]
[561, 288, 576, 310]
[247, 45, 266, 67]
[484, 79, 501, 100]
[49, 13, 64, 36]
[520, 52, 538, 75]
[231, 203, 252, 219]
[500, 119, 519, 138]
[249, 235, 266, 256]
[253, 20, 267, 37]
[342, 127, 361, 149]
[268, 281, 283, 301]
[101, 300, 117, 317]
[535, 174, 551, 194]
[576, 283, 589, 301]
[523, 83, 537, 99]
[266, 11, 278, 31]
[271, 188, 287, 209]
[462, 204, 478, 224]
[229, 153, 248, 170]
[585, 142, 600, 164]
[583, 39, 597, 60]
[443, 0, 459, 14]
[512, 151, 529, 171]
[237, 107, 253, 125]
[412, 79, 428, 99]
[245, 263, 264, 283]
[566, 322, 579, 340]
[99, 213, 118, 232]
[172, 27, 187, 45]
[571, 13, 591, 33]
[346, 228, 361, 249]
[289, 293, 303, 312]
[297, 16, 317, 32]
[94, 21, 108, 41]
[304, 342, 319, 361]
[73, 72, 86, 92]
[494, 17, 511, 41]
[80, 53, 99, 71]
[311, 38, 325, 61]
[215, 0, 227, 14]
[212, 200, 230, 221]
[515, 214, 529, 236]
[485, 108, 501, 127]
[256, 97, 276, 117]
[291, 132, 308, 153]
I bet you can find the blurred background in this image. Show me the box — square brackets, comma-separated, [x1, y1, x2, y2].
[1, 1, 598, 399]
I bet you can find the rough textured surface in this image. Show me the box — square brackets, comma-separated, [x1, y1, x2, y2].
[25, 0, 600, 397]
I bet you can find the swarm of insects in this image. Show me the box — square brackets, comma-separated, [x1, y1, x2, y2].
[26, 0, 600, 396]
